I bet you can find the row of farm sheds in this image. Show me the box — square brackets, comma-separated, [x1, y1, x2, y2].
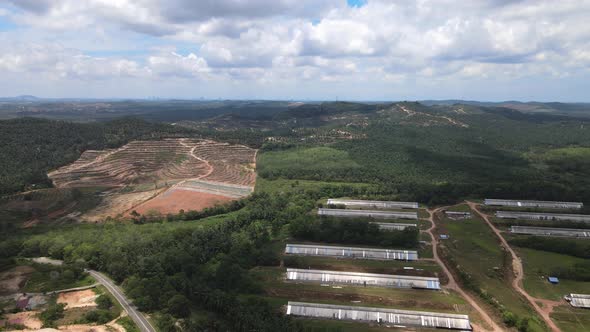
[287, 199, 473, 330]
[487, 199, 590, 310]
[484, 199, 590, 239]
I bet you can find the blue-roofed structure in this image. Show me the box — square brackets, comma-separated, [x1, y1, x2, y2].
[548, 277, 559, 284]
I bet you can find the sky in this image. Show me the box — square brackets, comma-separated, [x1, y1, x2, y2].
[0, 0, 589, 101]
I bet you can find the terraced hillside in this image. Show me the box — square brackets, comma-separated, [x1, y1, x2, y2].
[47, 138, 257, 220]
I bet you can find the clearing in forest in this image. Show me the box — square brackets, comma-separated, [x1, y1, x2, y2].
[47, 138, 257, 220]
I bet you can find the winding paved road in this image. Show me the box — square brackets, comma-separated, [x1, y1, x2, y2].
[88, 270, 156, 332]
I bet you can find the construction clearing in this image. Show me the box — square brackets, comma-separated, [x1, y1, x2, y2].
[286, 301, 472, 330]
[326, 199, 419, 209]
[510, 226, 590, 238]
[286, 268, 440, 290]
[372, 222, 418, 231]
[496, 211, 590, 223]
[484, 199, 583, 210]
[285, 244, 418, 261]
[565, 294, 590, 308]
[318, 208, 418, 220]
[46, 138, 257, 219]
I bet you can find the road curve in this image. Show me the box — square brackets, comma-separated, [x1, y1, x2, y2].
[467, 201, 561, 332]
[88, 270, 156, 332]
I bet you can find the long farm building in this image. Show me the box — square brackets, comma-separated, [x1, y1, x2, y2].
[327, 199, 419, 209]
[286, 268, 440, 290]
[496, 211, 590, 223]
[485, 199, 583, 210]
[566, 294, 590, 308]
[318, 208, 418, 220]
[285, 244, 418, 261]
[286, 302, 472, 330]
[511, 226, 590, 238]
[372, 222, 418, 231]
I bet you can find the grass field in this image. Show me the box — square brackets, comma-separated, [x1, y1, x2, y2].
[550, 305, 590, 332]
[283, 254, 442, 274]
[21, 263, 96, 293]
[257, 146, 361, 180]
[250, 266, 489, 327]
[438, 213, 548, 331]
[514, 247, 590, 301]
[418, 232, 434, 259]
[255, 177, 376, 194]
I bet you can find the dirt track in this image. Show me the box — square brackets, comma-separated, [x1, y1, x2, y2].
[468, 201, 561, 332]
[423, 207, 502, 332]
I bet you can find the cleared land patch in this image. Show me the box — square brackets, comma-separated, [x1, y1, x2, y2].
[47, 138, 257, 220]
[133, 188, 233, 215]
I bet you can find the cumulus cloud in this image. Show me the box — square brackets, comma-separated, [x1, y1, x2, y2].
[1, 0, 590, 99]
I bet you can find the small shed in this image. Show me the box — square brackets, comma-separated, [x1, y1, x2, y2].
[548, 277, 559, 284]
[439, 234, 450, 240]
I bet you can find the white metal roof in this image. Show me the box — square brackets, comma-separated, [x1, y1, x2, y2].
[287, 301, 472, 330]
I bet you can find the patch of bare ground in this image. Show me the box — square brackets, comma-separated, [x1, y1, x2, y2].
[0, 266, 35, 295]
[4, 311, 43, 330]
[46, 138, 257, 221]
[132, 188, 233, 215]
[57, 290, 98, 309]
[81, 188, 163, 222]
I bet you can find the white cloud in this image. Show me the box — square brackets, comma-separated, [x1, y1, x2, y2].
[1, 0, 589, 100]
[147, 52, 209, 78]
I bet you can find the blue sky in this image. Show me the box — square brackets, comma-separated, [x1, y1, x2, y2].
[0, 0, 589, 101]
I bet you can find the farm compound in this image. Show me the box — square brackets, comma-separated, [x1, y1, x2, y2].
[484, 199, 583, 210]
[285, 244, 418, 261]
[372, 222, 418, 231]
[496, 211, 590, 223]
[565, 294, 590, 308]
[286, 302, 472, 330]
[510, 226, 590, 238]
[326, 199, 419, 209]
[286, 268, 440, 290]
[318, 208, 418, 220]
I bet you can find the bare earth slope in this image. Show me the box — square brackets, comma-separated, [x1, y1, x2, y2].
[48, 138, 257, 221]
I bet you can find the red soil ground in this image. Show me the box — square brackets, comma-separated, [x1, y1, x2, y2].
[132, 188, 233, 215]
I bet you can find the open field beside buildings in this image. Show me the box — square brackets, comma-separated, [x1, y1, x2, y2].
[513, 248, 590, 301]
[436, 209, 548, 331]
[251, 266, 483, 323]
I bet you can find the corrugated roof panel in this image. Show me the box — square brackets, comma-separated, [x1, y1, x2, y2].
[496, 211, 590, 223]
[286, 268, 440, 290]
[327, 199, 419, 209]
[286, 301, 472, 330]
[318, 208, 418, 220]
[484, 199, 583, 209]
[285, 244, 419, 261]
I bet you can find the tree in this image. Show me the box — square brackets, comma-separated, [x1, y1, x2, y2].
[96, 295, 113, 310]
[167, 294, 190, 318]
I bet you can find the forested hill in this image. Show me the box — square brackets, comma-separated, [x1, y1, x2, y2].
[0, 117, 190, 195]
